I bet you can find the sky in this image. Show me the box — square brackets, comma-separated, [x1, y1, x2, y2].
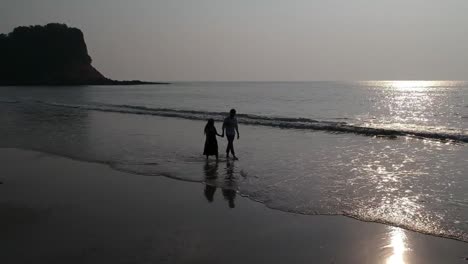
[1, 0, 468, 81]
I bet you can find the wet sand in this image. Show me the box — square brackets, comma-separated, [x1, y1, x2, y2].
[1, 148, 467, 264]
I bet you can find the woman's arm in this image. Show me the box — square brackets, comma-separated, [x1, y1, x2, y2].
[215, 128, 223, 137]
[221, 120, 225, 137]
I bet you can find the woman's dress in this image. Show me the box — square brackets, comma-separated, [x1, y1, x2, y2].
[203, 127, 218, 156]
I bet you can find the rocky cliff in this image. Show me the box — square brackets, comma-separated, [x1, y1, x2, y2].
[0, 23, 162, 85]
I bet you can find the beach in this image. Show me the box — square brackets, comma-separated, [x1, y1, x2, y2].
[2, 0, 468, 262]
[1, 148, 467, 263]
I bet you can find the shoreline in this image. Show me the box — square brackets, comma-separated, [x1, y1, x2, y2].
[4, 145, 468, 245]
[1, 147, 467, 263]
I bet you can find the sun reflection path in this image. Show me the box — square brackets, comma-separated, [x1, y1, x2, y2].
[366, 80, 460, 91]
[356, 80, 464, 132]
[387, 80, 435, 91]
[386, 227, 409, 264]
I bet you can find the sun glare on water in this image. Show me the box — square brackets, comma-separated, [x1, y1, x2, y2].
[381, 80, 439, 91]
[371, 80, 461, 91]
[356, 80, 461, 130]
[386, 227, 408, 264]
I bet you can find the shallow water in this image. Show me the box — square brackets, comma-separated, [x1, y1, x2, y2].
[0, 81, 467, 242]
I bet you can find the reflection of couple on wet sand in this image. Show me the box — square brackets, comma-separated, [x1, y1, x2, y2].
[203, 109, 240, 161]
[203, 160, 237, 208]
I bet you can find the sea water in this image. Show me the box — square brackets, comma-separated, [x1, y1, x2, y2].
[0, 81, 467, 241]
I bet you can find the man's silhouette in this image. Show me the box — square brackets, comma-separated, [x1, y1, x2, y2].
[222, 109, 240, 160]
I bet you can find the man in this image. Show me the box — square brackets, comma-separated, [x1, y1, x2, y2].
[222, 109, 240, 160]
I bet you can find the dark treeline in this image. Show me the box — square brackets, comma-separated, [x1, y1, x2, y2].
[0, 23, 166, 86]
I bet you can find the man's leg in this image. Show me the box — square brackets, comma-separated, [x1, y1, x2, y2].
[226, 135, 234, 157]
[230, 139, 235, 156]
[228, 135, 237, 159]
[226, 143, 229, 157]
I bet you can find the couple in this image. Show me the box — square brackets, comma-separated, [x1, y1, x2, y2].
[203, 109, 239, 161]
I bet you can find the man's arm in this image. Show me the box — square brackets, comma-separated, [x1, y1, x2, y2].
[235, 120, 239, 139]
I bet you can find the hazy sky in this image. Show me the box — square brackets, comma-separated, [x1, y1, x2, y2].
[1, 0, 468, 81]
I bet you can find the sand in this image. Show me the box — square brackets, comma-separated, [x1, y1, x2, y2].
[1, 148, 467, 264]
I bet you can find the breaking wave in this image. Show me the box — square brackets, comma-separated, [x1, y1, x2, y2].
[6, 99, 468, 143]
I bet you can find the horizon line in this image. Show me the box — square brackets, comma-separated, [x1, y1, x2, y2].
[160, 80, 467, 83]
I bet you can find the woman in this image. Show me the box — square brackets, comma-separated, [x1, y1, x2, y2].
[203, 119, 223, 160]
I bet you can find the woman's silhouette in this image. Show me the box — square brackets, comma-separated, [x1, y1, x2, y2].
[203, 118, 223, 161]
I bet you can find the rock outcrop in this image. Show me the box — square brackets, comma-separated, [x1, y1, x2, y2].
[0, 23, 164, 85]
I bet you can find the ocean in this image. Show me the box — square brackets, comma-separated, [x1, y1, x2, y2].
[0, 81, 467, 241]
